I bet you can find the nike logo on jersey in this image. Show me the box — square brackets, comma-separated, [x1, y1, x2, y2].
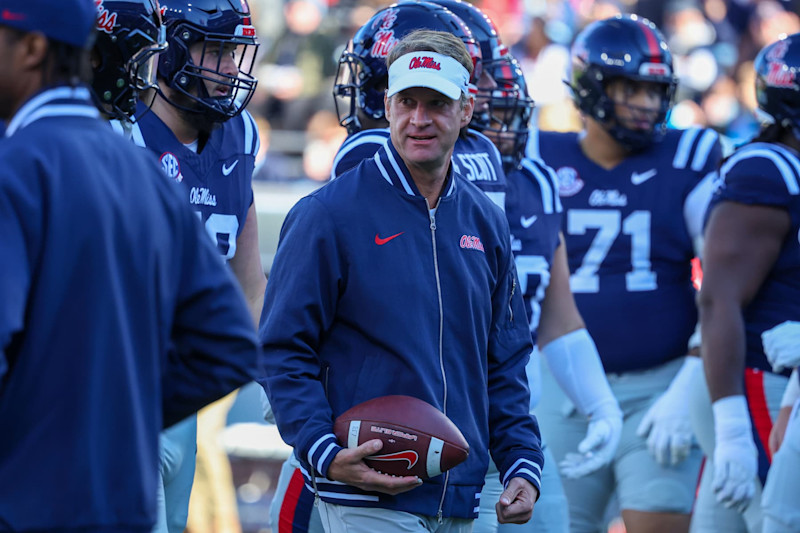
[375, 232, 404, 245]
[631, 169, 657, 185]
[520, 215, 538, 228]
[222, 160, 239, 176]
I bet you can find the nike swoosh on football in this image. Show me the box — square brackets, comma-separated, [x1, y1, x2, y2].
[375, 232, 404, 245]
[631, 169, 657, 185]
[520, 215, 538, 228]
[222, 160, 239, 176]
[369, 450, 419, 468]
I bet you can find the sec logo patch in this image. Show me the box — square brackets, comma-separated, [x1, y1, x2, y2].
[160, 152, 182, 182]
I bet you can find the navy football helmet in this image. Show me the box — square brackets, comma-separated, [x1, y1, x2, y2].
[476, 57, 534, 169]
[429, 0, 513, 131]
[333, 1, 480, 134]
[755, 32, 800, 135]
[569, 14, 677, 150]
[91, 0, 167, 121]
[429, 0, 506, 73]
[157, 0, 258, 123]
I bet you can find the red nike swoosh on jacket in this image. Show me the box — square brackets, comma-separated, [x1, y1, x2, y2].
[374, 232, 404, 245]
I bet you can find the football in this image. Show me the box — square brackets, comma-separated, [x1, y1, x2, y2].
[333, 395, 469, 479]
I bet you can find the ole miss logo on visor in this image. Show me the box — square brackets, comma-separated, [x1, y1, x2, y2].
[409, 56, 441, 71]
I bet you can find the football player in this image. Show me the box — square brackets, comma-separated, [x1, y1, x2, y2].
[526, 15, 723, 533]
[473, 55, 623, 533]
[122, 1, 266, 532]
[696, 33, 800, 533]
[90, 0, 167, 124]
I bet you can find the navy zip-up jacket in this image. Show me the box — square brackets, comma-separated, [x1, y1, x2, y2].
[259, 139, 543, 519]
[0, 86, 259, 532]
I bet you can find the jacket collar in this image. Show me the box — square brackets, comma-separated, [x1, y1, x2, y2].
[6, 85, 99, 138]
[373, 138, 457, 199]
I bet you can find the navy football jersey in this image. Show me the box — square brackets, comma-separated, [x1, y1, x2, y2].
[131, 104, 259, 261]
[506, 158, 563, 344]
[331, 127, 506, 210]
[708, 142, 800, 371]
[527, 127, 723, 373]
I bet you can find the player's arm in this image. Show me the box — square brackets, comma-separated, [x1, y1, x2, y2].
[229, 201, 266, 326]
[632, 164, 719, 467]
[537, 235, 585, 345]
[699, 199, 790, 510]
[700, 200, 789, 400]
[538, 235, 622, 478]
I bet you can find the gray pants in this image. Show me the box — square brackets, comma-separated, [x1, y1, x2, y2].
[153, 414, 197, 533]
[536, 357, 703, 533]
[689, 368, 788, 533]
[318, 502, 473, 533]
[762, 399, 800, 533]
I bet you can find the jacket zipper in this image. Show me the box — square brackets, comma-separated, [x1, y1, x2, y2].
[428, 204, 449, 522]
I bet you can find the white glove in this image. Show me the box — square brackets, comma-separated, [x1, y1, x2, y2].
[541, 329, 623, 478]
[762, 321, 800, 373]
[559, 401, 623, 479]
[636, 356, 701, 466]
[712, 395, 757, 513]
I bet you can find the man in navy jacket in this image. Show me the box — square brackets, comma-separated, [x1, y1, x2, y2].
[259, 29, 543, 532]
[0, 1, 259, 531]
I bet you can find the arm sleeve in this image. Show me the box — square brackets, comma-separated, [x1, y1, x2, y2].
[717, 148, 798, 209]
[684, 133, 724, 256]
[540, 328, 620, 419]
[488, 246, 544, 492]
[257, 196, 345, 477]
[331, 134, 384, 180]
[161, 202, 260, 427]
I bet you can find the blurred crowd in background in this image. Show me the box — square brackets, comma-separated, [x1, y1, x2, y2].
[244, 0, 800, 184]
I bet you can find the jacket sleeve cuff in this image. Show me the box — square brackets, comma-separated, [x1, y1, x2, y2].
[501, 457, 543, 496]
[302, 433, 343, 479]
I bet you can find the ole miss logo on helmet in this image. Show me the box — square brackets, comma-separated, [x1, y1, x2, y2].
[766, 60, 798, 89]
[371, 29, 398, 58]
[95, 0, 118, 34]
[409, 56, 441, 71]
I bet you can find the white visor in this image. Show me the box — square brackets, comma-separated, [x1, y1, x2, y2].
[387, 51, 471, 100]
